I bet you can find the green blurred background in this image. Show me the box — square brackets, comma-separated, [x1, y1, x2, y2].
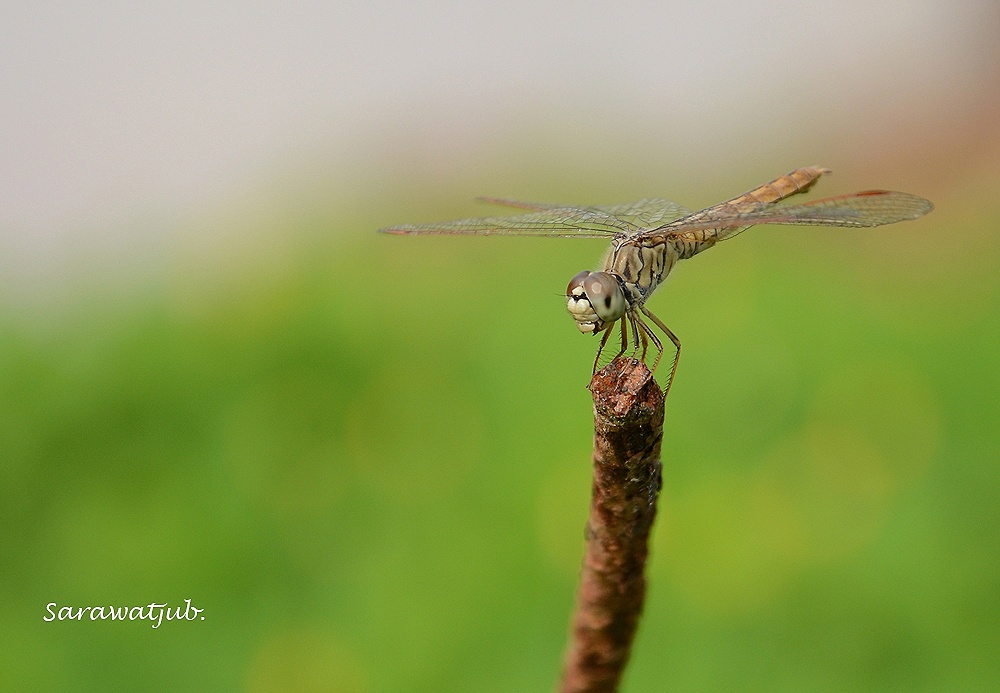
[3, 3, 1000, 691]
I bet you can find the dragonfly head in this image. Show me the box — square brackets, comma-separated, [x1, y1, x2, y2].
[566, 271, 627, 334]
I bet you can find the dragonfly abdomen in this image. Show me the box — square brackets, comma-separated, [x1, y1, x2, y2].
[679, 166, 829, 225]
[671, 235, 720, 260]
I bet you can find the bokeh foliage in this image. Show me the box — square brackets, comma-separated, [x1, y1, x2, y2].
[2, 167, 998, 692]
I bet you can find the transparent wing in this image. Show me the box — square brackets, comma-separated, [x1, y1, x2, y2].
[646, 190, 933, 244]
[379, 197, 692, 238]
[379, 205, 635, 238]
[591, 199, 692, 228]
[478, 196, 691, 228]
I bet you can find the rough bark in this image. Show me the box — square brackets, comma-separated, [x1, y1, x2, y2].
[558, 358, 665, 693]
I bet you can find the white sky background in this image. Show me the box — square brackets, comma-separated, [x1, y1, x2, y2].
[1, 1, 997, 283]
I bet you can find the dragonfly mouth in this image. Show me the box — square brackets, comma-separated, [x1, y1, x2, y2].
[569, 306, 606, 334]
[567, 287, 601, 333]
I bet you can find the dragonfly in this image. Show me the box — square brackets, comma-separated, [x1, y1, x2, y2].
[379, 167, 933, 396]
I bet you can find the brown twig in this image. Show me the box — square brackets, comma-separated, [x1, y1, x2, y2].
[558, 358, 665, 693]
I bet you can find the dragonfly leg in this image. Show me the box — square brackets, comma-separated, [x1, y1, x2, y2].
[628, 314, 641, 360]
[592, 325, 614, 374]
[593, 317, 630, 373]
[635, 315, 663, 371]
[637, 315, 650, 363]
[640, 306, 681, 397]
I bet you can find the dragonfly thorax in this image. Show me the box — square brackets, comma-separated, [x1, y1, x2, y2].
[566, 271, 627, 334]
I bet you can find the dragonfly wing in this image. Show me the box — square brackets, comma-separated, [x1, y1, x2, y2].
[476, 197, 691, 227]
[649, 190, 933, 244]
[589, 198, 692, 228]
[764, 190, 934, 226]
[379, 206, 640, 238]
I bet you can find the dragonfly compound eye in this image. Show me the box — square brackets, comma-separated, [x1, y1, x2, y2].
[566, 271, 626, 333]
